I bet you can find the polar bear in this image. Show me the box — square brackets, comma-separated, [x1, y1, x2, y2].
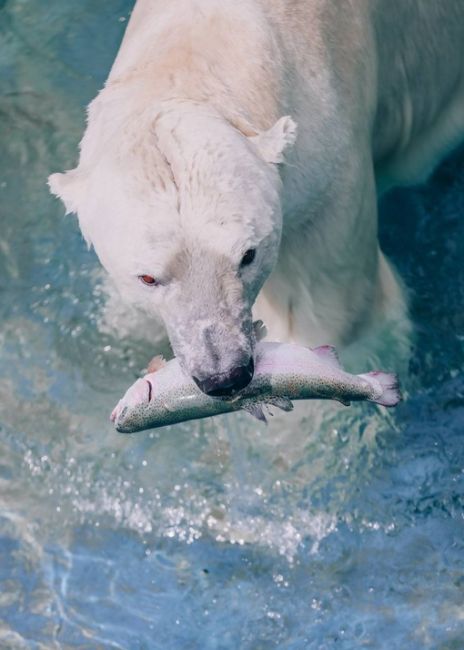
[49, 0, 464, 396]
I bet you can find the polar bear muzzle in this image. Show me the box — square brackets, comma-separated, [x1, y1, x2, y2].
[193, 357, 255, 397]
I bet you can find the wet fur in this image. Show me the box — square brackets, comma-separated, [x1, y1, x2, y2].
[49, 0, 464, 374]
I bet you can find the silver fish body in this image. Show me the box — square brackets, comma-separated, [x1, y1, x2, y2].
[111, 342, 401, 433]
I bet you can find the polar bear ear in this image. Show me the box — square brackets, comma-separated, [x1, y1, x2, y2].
[48, 169, 84, 215]
[249, 116, 297, 164]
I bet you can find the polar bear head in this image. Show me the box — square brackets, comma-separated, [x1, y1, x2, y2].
[49, 99, 296, 396]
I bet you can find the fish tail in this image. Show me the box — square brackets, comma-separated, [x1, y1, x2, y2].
[359, 371, 402, 407]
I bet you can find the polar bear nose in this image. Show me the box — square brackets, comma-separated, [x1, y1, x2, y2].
[193, 358, 254, 397]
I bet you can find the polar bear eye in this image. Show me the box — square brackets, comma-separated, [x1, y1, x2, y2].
[240, 249, 256, 267]
[138, 274, 158, 286]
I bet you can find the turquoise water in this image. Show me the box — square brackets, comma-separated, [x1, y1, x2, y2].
[1, 1, 464, 648]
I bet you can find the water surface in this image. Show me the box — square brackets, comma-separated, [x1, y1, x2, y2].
[1, 1, 464, 648]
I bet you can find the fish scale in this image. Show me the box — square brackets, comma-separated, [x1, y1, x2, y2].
[111, 341, 401, 433]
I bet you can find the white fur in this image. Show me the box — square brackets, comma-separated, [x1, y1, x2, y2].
[49, 0, 464, 376]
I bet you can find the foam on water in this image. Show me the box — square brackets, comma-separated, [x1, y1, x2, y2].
[1, 0, 464, 648]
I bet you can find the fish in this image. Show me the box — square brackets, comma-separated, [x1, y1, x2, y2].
[111, 329, 401, 434]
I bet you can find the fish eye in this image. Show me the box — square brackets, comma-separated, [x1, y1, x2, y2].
[138, 274, 158, 286]
[240, 248, 256, 267]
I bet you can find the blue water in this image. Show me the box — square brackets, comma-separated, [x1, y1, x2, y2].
[1, 1, 464, 648]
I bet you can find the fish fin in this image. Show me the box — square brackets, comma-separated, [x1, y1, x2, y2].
[242, 401, 268, 423]
[146, 354, 166, 373]
[336, 397, 351, 407]
[264, 396, 294, 413]
[360, 371, 402, 407]
[311, 345, 343, 370]
[242, 395, 293, 422]
[253, 319, 268, 342]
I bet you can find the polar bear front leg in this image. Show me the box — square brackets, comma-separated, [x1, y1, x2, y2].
[254, 144, 408, 355]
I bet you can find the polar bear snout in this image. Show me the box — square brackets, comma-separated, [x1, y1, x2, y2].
[193, 357, 254, 397]
[164, 301, 256, 398]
